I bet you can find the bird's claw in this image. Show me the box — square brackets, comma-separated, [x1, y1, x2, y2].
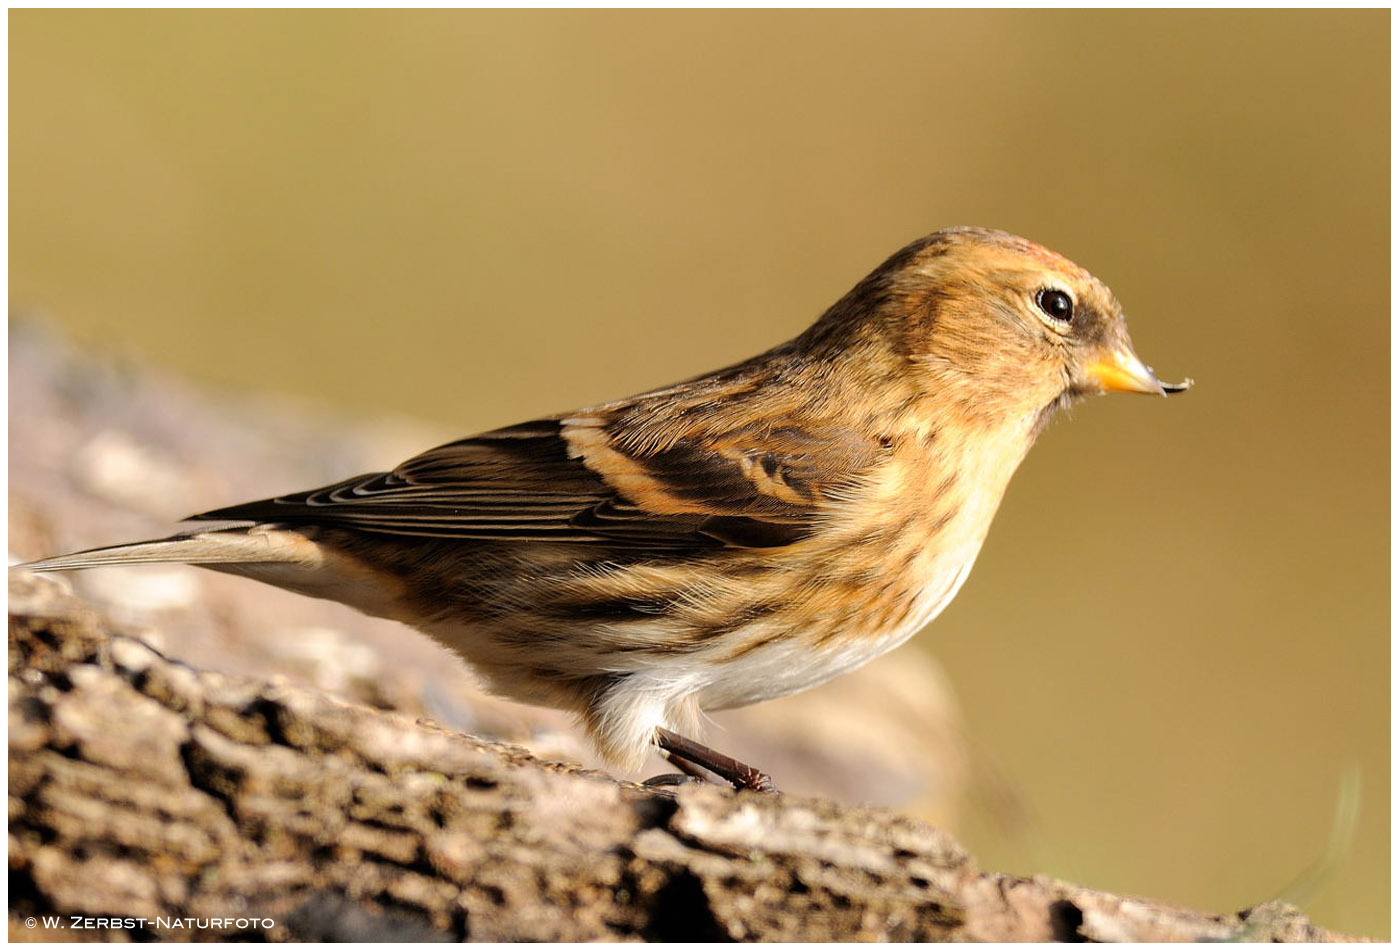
[642, 772, 706, 788]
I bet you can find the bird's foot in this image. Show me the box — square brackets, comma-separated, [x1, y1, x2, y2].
[655, 727, 779, 793]
[641, 772, 707, 788]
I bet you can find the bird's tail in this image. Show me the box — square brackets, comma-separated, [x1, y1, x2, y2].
[15, 526, 410, 622]
[16, 525, 310, 573]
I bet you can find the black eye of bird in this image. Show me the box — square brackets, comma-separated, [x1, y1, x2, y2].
[1036, 288, 1074, 323]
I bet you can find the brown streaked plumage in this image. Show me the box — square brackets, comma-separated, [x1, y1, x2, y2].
[17, 227, 1189, 790]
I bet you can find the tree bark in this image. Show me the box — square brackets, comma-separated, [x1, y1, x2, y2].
[8, 573, 1367, 942]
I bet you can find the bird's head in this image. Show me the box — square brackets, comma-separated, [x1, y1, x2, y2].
[807, 227, 1190, 429]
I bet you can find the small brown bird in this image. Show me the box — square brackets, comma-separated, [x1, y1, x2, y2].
[20, 228, 1188, 791]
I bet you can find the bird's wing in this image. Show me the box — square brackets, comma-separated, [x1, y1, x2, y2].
[191, 415, 886, 550]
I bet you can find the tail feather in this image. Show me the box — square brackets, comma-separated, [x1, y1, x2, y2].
[16, 527, 308, 573]
[15, 527, 410, 623]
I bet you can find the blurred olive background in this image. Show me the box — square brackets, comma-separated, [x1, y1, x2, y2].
[10, 9, 1388, 936]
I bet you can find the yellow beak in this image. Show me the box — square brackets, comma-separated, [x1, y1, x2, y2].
[1087, 347, 1192, 396]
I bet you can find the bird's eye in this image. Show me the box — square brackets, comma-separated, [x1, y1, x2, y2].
[1036, 289, 1074, 323]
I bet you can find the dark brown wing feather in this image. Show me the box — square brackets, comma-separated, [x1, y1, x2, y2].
[192, 414, 884, 550]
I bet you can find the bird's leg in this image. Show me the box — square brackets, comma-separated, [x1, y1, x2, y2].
[654, 727, 778, 793]
[664, 752, 717, 782]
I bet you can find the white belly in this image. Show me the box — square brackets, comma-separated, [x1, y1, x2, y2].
[696, 550, 978, 711]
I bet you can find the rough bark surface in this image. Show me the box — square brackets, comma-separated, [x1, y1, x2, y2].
[8, 573, 1366, 943]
